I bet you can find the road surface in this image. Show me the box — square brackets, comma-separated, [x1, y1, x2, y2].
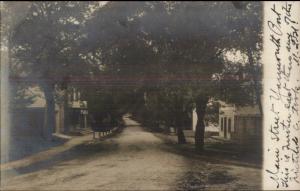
[1, 115, 261, 190]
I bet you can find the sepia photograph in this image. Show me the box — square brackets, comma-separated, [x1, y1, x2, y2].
[0, 1, 298, 190]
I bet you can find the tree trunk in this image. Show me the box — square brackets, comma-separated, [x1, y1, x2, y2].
[176, 116, 186, 144]
[247, 47, 263, 116]
[63, 88, 70, 133]
[174, 93, 186, 144]
[42, 83, 56, 141]
[195, 96, 209, 151]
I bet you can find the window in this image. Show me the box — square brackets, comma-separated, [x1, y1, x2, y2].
[243, 117, 247, 133]
[73, 88, 76, 101]
[234, 116, 237, 133]
[69, 89, 73, 102]
[224, 117, 227, 138]
[221, 117, 223, 131]
[228, 118, 232, 132]
[75, 91, 80, 101]
[74, 89, 78, 101]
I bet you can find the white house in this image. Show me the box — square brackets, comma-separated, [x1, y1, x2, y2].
[218, 102, 262, 143]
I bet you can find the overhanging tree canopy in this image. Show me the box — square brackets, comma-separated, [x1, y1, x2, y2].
[10, 2, 91, 139]
[84, 1, 262, 148]
[9, 2, 263, 147]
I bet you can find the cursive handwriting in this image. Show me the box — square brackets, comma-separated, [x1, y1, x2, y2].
[265, 2, 300, 189]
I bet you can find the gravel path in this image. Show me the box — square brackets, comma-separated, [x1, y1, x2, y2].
[1, 115, 261, 190]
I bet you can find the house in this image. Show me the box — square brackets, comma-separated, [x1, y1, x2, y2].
[218, 102, 262, 144]
[66, 87, 88, 131]
[11, 86, 50, 136]
[11, 85, 88, 137]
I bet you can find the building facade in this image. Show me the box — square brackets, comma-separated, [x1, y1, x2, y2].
[11, 86, 88, 137]
[67, 87, 88, 131]
[218, 102, 262, 144]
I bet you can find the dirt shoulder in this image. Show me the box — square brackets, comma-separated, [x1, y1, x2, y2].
[152, 132, 262, 169]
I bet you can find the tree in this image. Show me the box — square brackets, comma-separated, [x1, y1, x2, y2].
[85, 2, 222, 144]
[10, 2, 91, 140]
[139, 2, 262, 149]
[82, 86, 136, 129]
[231, 1, 263, 115]
[84, 2, 263, 149]
[141, 86, 194, 144]
[215, 56, 262, 106]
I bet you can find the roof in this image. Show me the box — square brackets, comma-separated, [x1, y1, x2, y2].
[219, 101, 261, 116]
[22, 86, 87, 109]
[235, 105, 261, 116]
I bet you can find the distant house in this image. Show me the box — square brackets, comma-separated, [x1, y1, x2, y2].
[11, 86, 88, 137]
[218, 102, 262, 144]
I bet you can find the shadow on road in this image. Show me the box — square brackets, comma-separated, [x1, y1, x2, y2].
[154, 135, 262, 190]
[155, 133, 262, 169]
[2, 127, 126, 180]
[3, 141, 120, 179]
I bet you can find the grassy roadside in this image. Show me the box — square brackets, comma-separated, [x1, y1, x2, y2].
[153, 132, 262, 169]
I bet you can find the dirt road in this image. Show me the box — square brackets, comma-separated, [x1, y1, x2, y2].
[1, 115, 261, 190]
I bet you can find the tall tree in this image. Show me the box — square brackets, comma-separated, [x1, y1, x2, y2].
[234, 2, 263, 115]
[10, 2, 91, 140]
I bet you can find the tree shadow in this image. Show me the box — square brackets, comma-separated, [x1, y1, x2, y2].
[2, 136, 67, 164]
[155, 133, 262, 169]
[157, 140, 262, 190]
[3, 140, 120, 179]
